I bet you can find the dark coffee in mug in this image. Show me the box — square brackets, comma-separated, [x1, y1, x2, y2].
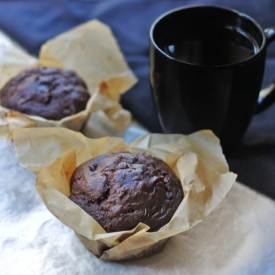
[162, 25, 259, 66]
[150, 6, 275, 152]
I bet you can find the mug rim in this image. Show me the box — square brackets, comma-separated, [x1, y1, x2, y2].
[150, 5, 266, 68]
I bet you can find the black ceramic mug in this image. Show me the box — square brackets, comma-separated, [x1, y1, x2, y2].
[150, 6, 275, 151]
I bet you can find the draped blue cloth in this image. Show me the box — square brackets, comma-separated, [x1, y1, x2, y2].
[0, 0, 275, 198]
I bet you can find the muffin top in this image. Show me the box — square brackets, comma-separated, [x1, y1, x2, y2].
[1, 66, 90, 120]
[69, 151, 183, 233]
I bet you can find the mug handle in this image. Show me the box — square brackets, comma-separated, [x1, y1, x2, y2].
[256, 27, 275, 113]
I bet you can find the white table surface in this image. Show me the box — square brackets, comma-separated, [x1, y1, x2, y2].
[1, 122, 275, 275]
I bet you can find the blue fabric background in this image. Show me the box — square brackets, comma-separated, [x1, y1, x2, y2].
[0, 0, 275, 199]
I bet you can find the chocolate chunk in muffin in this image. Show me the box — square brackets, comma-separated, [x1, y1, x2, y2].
[69, 151, 183, 233]
[1, 66, 90, 120]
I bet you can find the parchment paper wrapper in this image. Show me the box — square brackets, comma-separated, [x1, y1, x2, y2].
[13, 127, 237, 261]
[0, 20, 137, 141]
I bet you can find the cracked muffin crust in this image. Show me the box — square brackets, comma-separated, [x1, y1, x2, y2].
[1, 66, 90, 120]
[69, 151, 183, 233]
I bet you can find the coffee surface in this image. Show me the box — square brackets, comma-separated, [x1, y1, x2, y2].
[162, 25, 258, 66]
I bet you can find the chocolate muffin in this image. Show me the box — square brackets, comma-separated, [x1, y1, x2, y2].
[69, 151, 183, 233]
[1, 66, 90, 120]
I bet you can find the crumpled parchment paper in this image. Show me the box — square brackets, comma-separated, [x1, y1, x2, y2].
[13, 127, 237, 261]
[0, 20, 137, 141]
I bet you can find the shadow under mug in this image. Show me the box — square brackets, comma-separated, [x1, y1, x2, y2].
[150, 6, 275, 152]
